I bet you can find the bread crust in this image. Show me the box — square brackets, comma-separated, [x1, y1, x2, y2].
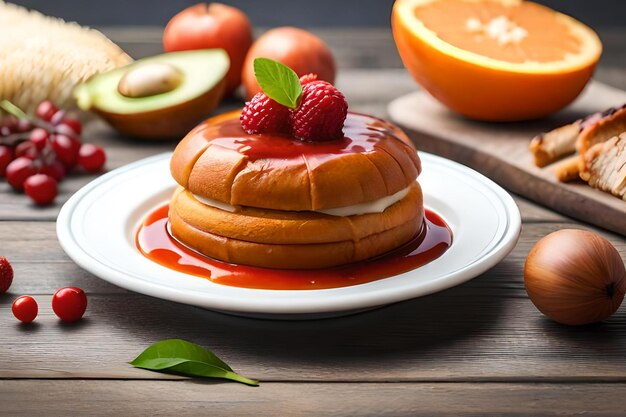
[170, 111, 421, 211]
[169, 205, 423, 270]
[577, 105, 626, 155]
[580, 134, 626, 199]
[170, 183, 423, 245]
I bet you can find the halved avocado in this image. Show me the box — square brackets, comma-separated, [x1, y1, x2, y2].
[75, 49, 230, 139]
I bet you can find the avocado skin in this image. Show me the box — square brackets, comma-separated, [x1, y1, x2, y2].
[76, 49, 230, 140]
[93, 78, 226, 140]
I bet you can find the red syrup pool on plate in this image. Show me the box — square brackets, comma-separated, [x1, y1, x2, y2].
[135, 204, 452, 290]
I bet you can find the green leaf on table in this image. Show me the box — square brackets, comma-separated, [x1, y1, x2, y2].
[129, 339, 259, 386]
[254, 57, 302, 109]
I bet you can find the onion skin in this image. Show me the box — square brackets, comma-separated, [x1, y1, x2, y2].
[241, 27, 336, 100]
[524, 229, 626, 326]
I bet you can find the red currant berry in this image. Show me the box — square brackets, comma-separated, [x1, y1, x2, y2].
[30, 128, 50, 151]
[15, 141, 38, 160]
[0, 256, 13, 294]
[51, 134, 80, 168]
[78, 144, 106, 173]
[52, 287, 87, 322]
[12, 296, 38, 323]
[58, 118, 82, 136]
[39, 161, 66, 182]
[6, 157, 36, 190]
[55, 124, 78, 139]
[24, 174, 57, 205]
[0, 145, 13, 177]
[36, 101, 58, 122]
[16, 119, 33, 133]
[50, 110, 67, 126]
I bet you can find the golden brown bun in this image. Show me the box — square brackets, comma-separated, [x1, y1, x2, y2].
[169, 185, 424, 269]
[170, 183, 423, 244]
[171, 111, 421, 211]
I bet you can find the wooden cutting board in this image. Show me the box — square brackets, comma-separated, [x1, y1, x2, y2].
[388, 81, 626, 236]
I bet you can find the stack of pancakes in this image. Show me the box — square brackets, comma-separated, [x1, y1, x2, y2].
[169, 111, 424, 269]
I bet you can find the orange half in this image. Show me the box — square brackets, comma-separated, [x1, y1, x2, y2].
[392, 0, 602, 121]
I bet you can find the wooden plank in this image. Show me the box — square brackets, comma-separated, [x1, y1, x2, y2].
[0, 221, 624, 381]
[1, 291, 625, 381]
[389, 82, 626, 237]
[513, 197, 571, 222]
[1, 220, 623, 292]
[2, 380, 626, 416]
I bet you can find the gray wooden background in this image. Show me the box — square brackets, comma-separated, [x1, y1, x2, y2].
[12, 0, 626, 29]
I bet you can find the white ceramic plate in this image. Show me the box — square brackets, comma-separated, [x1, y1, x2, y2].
[57, 152, 520, 318]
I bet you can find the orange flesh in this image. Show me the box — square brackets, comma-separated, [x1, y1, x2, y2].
[413, 0, 582, 63]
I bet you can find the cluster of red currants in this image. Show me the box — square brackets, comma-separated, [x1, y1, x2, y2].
[1, 256, 87, 323]
[0, 101, 106, 205]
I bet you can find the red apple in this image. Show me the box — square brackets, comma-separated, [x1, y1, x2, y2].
[163, 3, 253, 94]
[242, 27, 337, 100]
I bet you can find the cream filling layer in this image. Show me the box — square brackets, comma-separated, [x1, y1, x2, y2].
[191, 186, 411, 217]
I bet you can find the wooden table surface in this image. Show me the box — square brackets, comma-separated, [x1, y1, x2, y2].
[1, 28, 626, 416]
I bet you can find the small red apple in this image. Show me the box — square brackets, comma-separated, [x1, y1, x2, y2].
[163, 2, 253, 94]
[242, 27, 337, 100]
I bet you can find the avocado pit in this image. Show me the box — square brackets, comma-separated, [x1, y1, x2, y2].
[117, 62, 183, 98]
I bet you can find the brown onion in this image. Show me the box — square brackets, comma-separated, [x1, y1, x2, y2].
[524, 229, 626, 326]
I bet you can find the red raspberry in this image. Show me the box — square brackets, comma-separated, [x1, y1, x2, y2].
[299, 73, 318, 85]
[240, 93, 290, 135]
[0, 256, 13, 294]
[291, 80, 348, 141]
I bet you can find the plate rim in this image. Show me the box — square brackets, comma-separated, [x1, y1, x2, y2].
[57, 152, 521, 315]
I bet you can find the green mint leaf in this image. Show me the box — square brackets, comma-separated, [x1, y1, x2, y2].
[254, 58, 302, 109]
[0, 100, 27, 119]
[130, 339, 259, 386]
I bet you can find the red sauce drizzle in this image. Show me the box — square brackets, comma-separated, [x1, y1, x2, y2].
[135, 204, 452, 290]
[206, 113, 391, 159]
[193, 113, 421, 177]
